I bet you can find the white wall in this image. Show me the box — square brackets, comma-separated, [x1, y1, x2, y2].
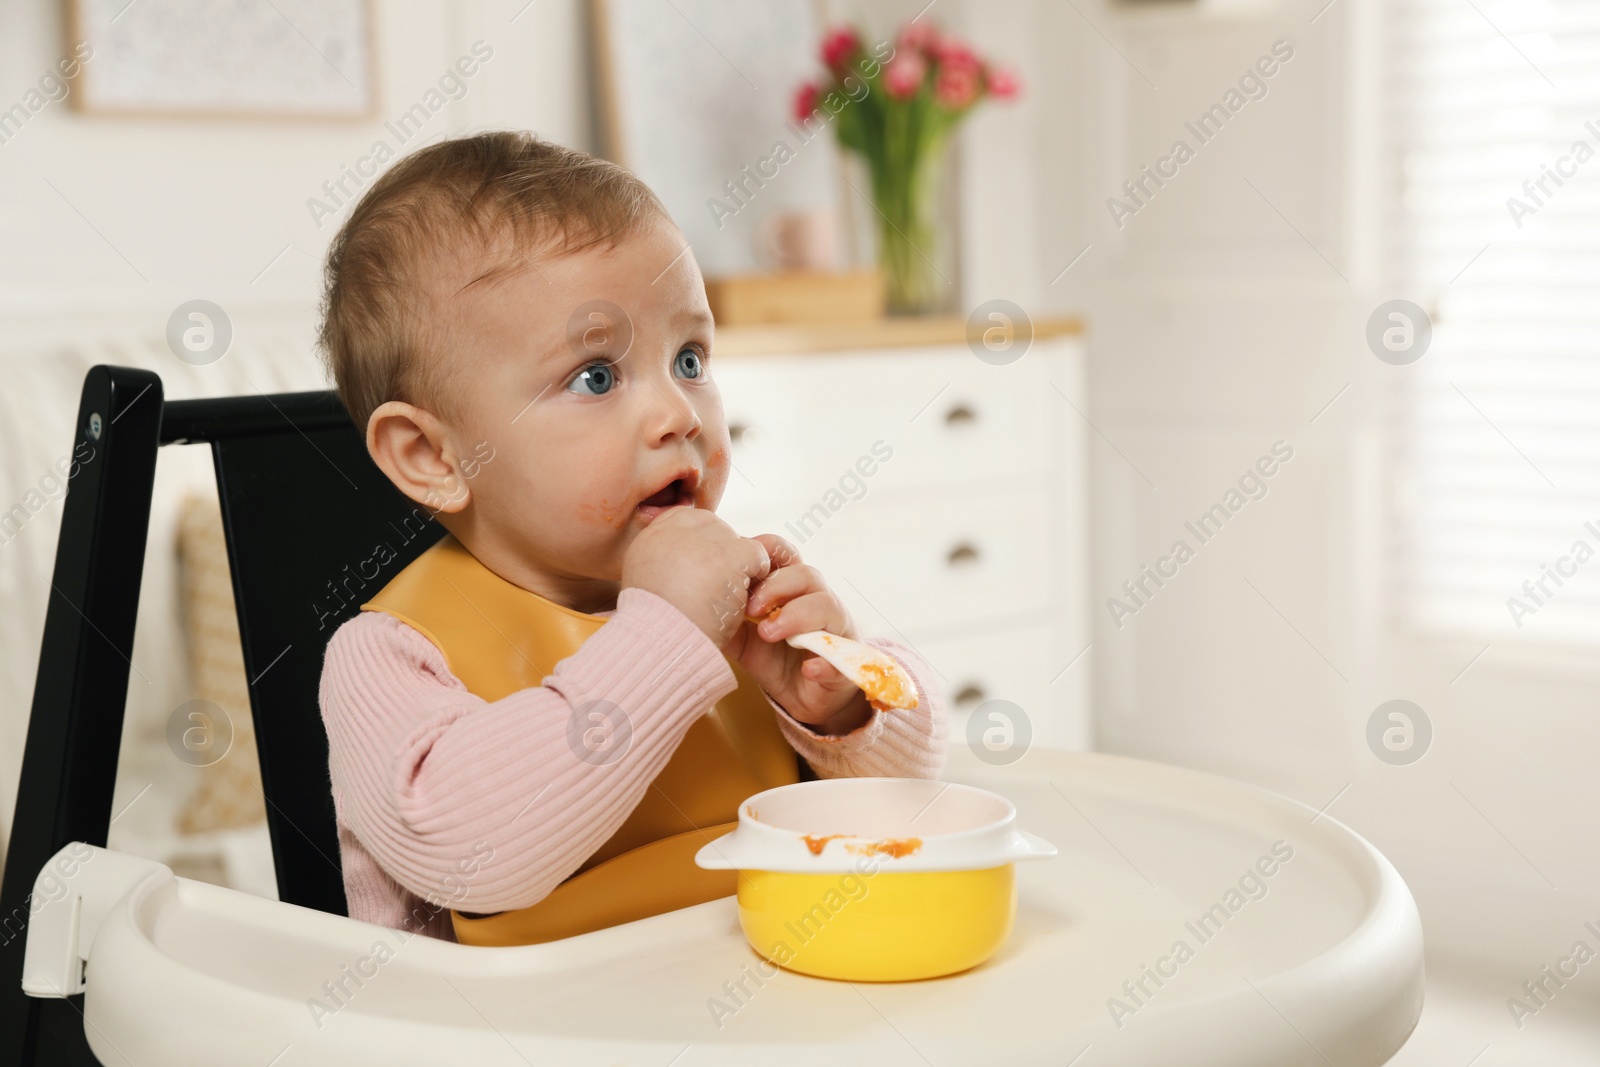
[0, 0, 593, 324]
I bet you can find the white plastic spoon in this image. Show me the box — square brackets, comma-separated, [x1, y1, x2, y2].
[783, 630, 919, 711]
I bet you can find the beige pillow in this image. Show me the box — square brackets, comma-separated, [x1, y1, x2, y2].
[173, 492, 267, 834]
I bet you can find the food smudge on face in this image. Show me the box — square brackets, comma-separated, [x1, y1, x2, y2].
[577, 499, 626, 528]
[857, 660, 917, 712]
[845, 837, 923, 859]
[707, 447, 729, 471]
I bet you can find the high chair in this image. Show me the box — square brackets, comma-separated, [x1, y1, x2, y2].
[2, 366, 1426, 1066]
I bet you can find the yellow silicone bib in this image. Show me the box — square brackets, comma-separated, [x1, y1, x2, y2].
[361, 535, 800, 946]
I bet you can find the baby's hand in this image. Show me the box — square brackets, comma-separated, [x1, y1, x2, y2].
[730, 534, 875, 736]
[621, 507, 771, 649]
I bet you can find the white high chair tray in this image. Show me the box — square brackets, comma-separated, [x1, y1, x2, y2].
[25, 748, 1422, 1066]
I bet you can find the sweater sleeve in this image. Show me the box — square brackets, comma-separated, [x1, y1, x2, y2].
[318, 587, 737, 915]
[768, 637, 949, 780]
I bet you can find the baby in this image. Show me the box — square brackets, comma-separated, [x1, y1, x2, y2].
[316, 131, 948, 945]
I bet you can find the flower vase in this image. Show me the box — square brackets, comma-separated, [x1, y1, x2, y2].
[869, 141, 948, 317]
[797, 19, 1020, 315]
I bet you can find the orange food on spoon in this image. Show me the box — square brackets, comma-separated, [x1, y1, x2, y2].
[856, 660, 915, 713]
[780, 630, 918, 711]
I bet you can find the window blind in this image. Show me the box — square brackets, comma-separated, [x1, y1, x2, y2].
[1388, 0, 1600, 643]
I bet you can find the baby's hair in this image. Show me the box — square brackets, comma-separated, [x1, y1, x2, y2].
[317, 131, 669, 432]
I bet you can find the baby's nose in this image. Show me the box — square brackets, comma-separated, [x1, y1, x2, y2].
[643, 381, 701, 439]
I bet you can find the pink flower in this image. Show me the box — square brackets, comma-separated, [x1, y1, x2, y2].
[934, 38, 981, 74]
[898, 21, 940, 55]
[986, 65, 1023, 100]
[883, 52, 927, 99]
[792, 81, 822, 122]
[820, 26, 860, 72]
[934, 63, 979, 108]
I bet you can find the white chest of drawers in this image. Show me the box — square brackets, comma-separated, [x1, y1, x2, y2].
[709, 320, 1091, 753]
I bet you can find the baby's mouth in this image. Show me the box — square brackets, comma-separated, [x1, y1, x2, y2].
[635, 468, 701, 518]
[639, 480, 688, 508]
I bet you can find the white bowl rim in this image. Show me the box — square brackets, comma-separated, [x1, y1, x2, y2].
[741, 776, 1015, 831]
[695, 777, 1058, 873]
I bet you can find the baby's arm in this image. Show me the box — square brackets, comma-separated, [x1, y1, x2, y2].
[319, 587, 737, 916]
[766, 637, 949, 780]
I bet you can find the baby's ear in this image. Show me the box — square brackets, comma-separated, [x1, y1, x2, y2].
[366, 401, 470, 514]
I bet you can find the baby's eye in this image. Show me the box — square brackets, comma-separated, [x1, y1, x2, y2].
[674, 347, 703, 380]
[567, 362, 616, 395]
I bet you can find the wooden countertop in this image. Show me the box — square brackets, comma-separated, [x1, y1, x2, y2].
[712, 315, 1084, 357]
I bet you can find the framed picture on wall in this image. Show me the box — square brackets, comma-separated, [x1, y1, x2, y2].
[65, 0, 375, 119]
[591, 0, 846, 279]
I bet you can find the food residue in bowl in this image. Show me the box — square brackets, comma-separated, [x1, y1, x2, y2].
[800, 833, 852, 855]
[798, 833, 924, 859]
[846, 837, 923, 859]
[858, 660, 917, 713]
[745, 804, 759, 820]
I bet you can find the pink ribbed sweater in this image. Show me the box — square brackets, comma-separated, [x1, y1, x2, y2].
[318, 586, 949, 942]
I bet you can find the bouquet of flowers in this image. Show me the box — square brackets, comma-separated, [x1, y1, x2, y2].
[794, 21, 1020, 314]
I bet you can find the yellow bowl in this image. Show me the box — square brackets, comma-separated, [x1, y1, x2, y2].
[735, 865, 1017, 981]
[695, 778, 1056, 982]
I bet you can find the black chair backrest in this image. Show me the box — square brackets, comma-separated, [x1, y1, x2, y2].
[177, 387, 446, 913]
[3, 365, 445, 1065]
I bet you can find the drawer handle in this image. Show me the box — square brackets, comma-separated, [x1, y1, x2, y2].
[944, 403, 977, 426]
[953, 683, 986, 708]
[946, 542, 980, 566]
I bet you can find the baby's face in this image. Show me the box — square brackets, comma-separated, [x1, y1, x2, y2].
[440, 218, 730, 588]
